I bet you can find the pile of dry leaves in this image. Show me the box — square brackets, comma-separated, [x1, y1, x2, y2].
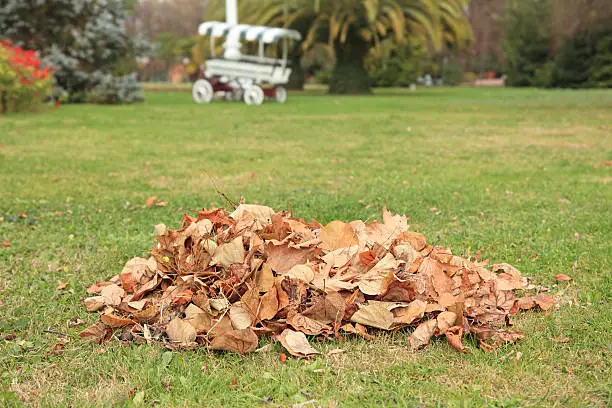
[80, 203, 554, 357]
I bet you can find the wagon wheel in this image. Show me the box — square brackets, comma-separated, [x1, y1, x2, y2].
[275, 86, 287, 103]
[192, 79, 214, 104]
[243, 85, 264, 105]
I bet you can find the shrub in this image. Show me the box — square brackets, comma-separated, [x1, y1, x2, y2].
[0, 40, 52, 113]
[0, 0, 148, 104]
[551, 29, 612, 89]
[503, 0, 552, 87]
[590, 31, 612, 88]
[315, 69, 331, 85]
[368, 39, 423, 88]
[442, 62, 464, 86]
[86, 72, 144, 104]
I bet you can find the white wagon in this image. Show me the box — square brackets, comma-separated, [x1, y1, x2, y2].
[192, 22, 302, 105]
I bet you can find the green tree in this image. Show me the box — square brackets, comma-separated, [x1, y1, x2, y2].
[503, 0, 552, 87]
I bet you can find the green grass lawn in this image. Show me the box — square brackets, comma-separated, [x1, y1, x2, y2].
[1, 87, 611, 407]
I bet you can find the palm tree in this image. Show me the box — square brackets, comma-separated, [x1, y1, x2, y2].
[201, 0, 472, 94]
[278, 0, 473, 94]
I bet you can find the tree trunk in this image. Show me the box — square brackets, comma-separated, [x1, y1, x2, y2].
[287, 53, 305, 90]
[328, 36, 372, 95]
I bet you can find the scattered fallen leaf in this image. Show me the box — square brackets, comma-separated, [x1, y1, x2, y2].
[56, 280, 70, 291]
[1, 241, 10, 247]
[145, 196, 157, 207]
[445, 326, 469, 353]
[555, 273, 573, 282]
[84, 296, 105, 312]
[78, 325, 108, 342]
[535, 294, 555, 311]
[101, 310, 134, 328]
[277, 329, 320, 358]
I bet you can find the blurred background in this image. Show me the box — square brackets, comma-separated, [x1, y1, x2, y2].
[1, 0, 611, 110]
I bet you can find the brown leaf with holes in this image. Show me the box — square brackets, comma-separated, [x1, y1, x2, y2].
[258, 286, 279, 321]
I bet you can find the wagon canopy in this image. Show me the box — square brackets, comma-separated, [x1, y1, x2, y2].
[198, 22, 302, 44]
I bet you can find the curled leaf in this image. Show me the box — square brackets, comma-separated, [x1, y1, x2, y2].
[277, 329, 319, 358]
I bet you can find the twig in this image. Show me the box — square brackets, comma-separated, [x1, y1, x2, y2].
[43, 328, 69, 337]
[202, 168, 237, 208]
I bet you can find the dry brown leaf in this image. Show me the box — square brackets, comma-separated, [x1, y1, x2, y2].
[535, 294, 555, 311]
[166, 317, 197, 344]
[119, 257, 156, 293]
[392, 299, 427, 325]
[516, 295, 536, 310]
[101, 310, 133, 328]
[209, 297, 231, 311]
[84, 296, 106, 312]
[285, 264, 315, 283]
[230, 204, 275, 230]
[254, 263, 275, 292]
[555, 273, 573, 282]
[319, 221, 358, 251]
[436, 311, 457, 334]
[302, 291, 346, 324]
[445, 325, 469, 353]
[358, 253, 403, 296]
[211, 237, 245, 269]
[321, 245, 359, 268]
[145, 196, 157, 207]
[100, 284, 125, 306]
[409, 319, 437, 349]
[350, 302, 394, 330]
[397, 231, 427, 251]
[56, 280, 69, 290]
[265, 243, 313, 275]
[277, 329, 320, 358]
[209, 328, 259, 354]
[229, 302, 253, 330]
[258, 287, 279, 321]
[185, 303, 213, 333]
[127, 299, 147, 310]
[287, 312, 332, 335]
[78, 325, 108, 342]
[133, 306, 159, 324]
